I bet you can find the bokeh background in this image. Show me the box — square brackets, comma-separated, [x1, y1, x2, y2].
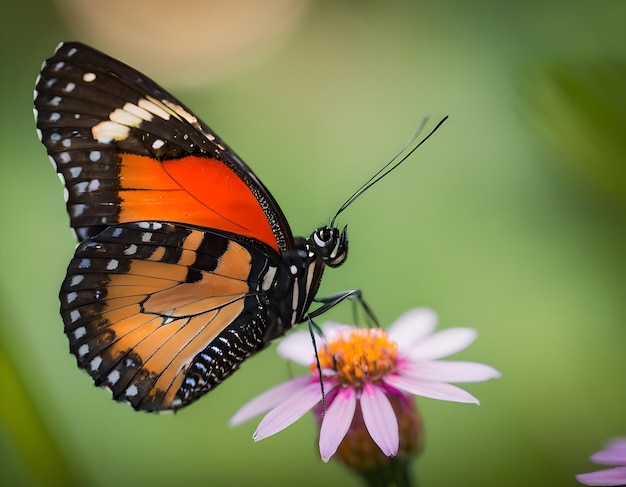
[1, 0, 625, 486]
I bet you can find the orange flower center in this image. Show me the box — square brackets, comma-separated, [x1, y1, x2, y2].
[312, 328, 398, 387]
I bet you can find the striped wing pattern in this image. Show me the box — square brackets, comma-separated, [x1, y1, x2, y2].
[61, 221, 281, 411]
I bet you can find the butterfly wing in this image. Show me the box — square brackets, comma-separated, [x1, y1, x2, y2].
[63, 221, 283, 411]
[34, 42, 306, 411]
[34, 42, 292, 252]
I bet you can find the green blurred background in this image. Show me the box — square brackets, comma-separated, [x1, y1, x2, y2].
[1, 0, 625, 486]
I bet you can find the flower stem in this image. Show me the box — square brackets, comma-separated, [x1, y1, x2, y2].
[356, 459, 415, 487]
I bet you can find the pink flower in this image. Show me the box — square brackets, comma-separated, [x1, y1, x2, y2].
[577, 438, 626, 486]
[229, 308, 501, 462]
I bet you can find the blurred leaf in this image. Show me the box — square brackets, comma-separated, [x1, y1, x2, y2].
[525, 61, 626, 206]
[0, 341, 78, 487]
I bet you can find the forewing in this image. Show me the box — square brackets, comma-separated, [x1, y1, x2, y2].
[34, 42, 292, 251]
[62, 221, 280, 411]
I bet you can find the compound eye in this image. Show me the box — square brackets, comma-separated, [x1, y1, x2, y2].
[313, 228, 333, 247]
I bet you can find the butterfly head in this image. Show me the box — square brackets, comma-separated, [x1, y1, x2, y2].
[309, 225, 348, 268]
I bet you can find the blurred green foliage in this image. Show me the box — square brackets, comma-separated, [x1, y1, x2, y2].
[1, 1, 625, 486]
[526, 60, 626, 206]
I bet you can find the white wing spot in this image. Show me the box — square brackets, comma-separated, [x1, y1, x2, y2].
[64, 82, 76, 93]
[73, 326, 86, 339]
[78, 343, 89, 357]
[141, 232, 153, 242]
[70, 309, 81, 323]
[123, 102, 153, 122]
[70, 275, 84, 286]
[138, 97, 171, 120]
[109, 107, 143, 128]
[87, 179, 101, 191]
[74, 182, 88, 194]
[67, 47, 77, 57]
[54, 62, 65, 70]
[50, 96, 62, 106]
[62, 138, 71, 148]
[90, 356, 102, 371]
[152, 139, 165, 150]
[92, 121, 130, 143]
[161, 99, 197, 125]
[49, 112, 61, 122]
[137, 221, 162, 230]
[125, 385, 138, 397]
[89, 151, 101, 162]
[171, 398, 183, 408]
[66, 292, 78, 304]
[59, 152, 71, 163]
[71, 204, 87, 217]
[107, 370, 120, 385]
[83, 72, 96, 82]
[112, 227, 123, 237]
[78, 258, 91, 268]
[124, 244, 138, 255]
[106, 259, 119, 270]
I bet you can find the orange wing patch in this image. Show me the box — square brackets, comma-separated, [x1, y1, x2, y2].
[61, 222, 267, 411]
[142, 240, 251, 318]
[118, 154, 279, 251]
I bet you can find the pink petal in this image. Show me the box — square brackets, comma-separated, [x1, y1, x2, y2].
[277, 324, 352, 366]
[229, 375, 313, 426]
[276, 330, 318, 366]
[360, 383, 399, 457]
[399, 360, 501, 383]
[407, 327, 477, 361]
[319, 387, 357, 462]
[591, 439, 626, 466]
[576, 467, 626, 486]
[384, 374, 480, 404]
[386, 308, 438, 354]
[253, 380, 334, 441]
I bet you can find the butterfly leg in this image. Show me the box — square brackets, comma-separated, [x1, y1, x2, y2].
[309, 289, 379, 327]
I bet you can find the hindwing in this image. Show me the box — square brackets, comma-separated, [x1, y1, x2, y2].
[61, 221, 282, 411]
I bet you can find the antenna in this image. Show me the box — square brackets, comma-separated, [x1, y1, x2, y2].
[330, 115, 448, 227]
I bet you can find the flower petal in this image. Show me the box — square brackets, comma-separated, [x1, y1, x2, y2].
[319, 387, 357, 462]
[386, 308, 438, 354]
[360, 383, 399, 457]
[399, 360, 501, 383]
[406, 327, 478, 361]
[253, 380, 334, 441]
[277, 324, 352, 366]
[576, 467, 626, 486]
[384, 374, 480, 404]
[276, 330, 318, 366]
[229, 375, 313, 426]
[590, 439, 626, 466]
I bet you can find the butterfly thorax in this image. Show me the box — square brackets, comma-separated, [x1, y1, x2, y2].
[264, 225, 348, 342]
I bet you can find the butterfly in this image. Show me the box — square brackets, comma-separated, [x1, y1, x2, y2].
[34, 42, 446, 413]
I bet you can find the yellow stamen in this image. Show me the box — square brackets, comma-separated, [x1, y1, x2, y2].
[312, 328, 397, 387]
